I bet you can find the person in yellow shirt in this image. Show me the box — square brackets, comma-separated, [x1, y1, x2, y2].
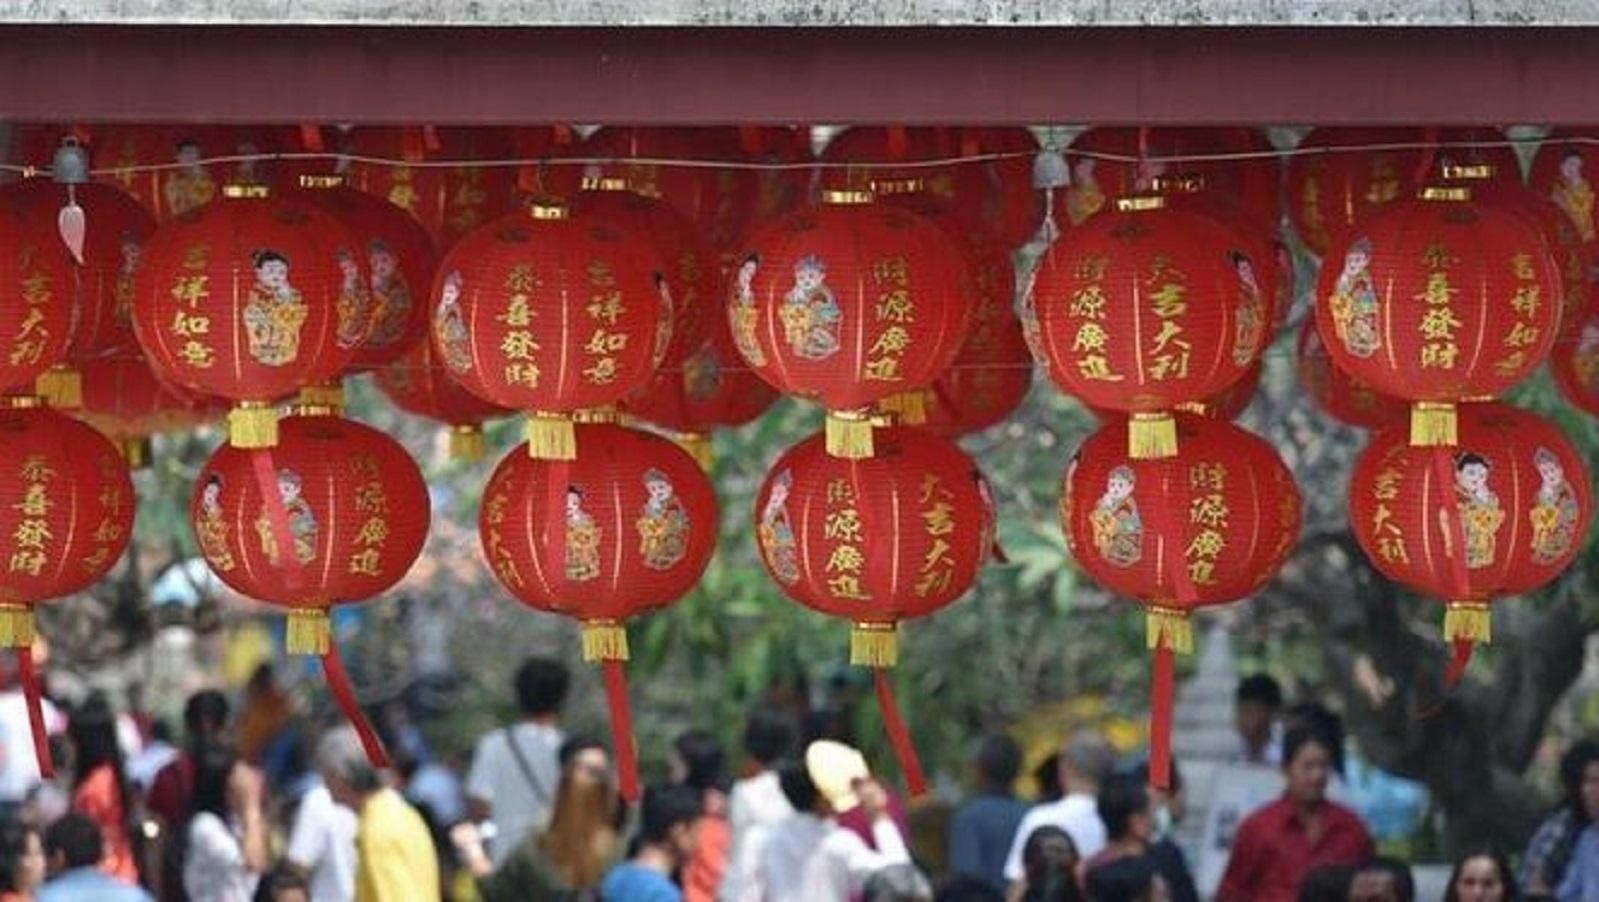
[317, 726, 441, 902]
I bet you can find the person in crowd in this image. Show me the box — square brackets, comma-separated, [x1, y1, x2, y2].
[1015, 825, 1082, 902]
[454, 735, 621, 900]
[1033, 755, 1063, 805]
[1233, 673, 1284, 767]
[1282, 702, 1347, 778]
[180, 739, 268, 902]
[1294, 865, 1354, 902]
[1002, 730, 1114, 887]
[283, 730, 357, 902]
[126, 719, 178, 794]
[1083, 855, 1166, 902]
[252, 865, 311, 902]
[1446, 846, 1516, 902]
[864, 863, 935, 902]
[317, 725, 439, 902]
[148, 690, 232, 830]
[0, 654, 62, 818]
[1125, 763, 1196, 902]
[36, 814, 151, 902]
[67, 692, 139, 884]
[673, 730, 730, 902]
[1523, 738, 1599, 896]
[756, 742, 910, 902]
[1083, 774, 1193, 902]
[236, 665, 294, 766]
[1216, 725, 1374, 902]
[1348, 857, 1414, 902]
[948, 733, 1027, 895]
[601, 783, 703, 902]
[0, 820, 45, 902]
[721, 708, 795, 902]
[934, 876, 1004, 902]
[466, 656, 568, 869]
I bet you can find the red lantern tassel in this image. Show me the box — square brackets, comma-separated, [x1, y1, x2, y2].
[18, 646, 52, 780]
[1444, 638, 1474, 688]
[321, 641, 389, 769]
[602, 660, 640, 803]
[1149, 645, 1175, 790]
[873, 669, 927, 798]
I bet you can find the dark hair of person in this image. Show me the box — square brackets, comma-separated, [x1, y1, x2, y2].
[863, 862, 934, 902]
[558, 734, 608, 770]
[1084, 855, 1156, 902]
[1297, 865, 1355, 902]
[934, 875, 1006, 902]
[743, 708, 794, 766]
[1442, 845, 1518, 902]
[0, 819, 38, 892]
[1283, 701, 1347, 775]
[1034, 753, 1063, 803]
[1020, 826, 1082, 902]
[638, 784, 702, 845]
[68, 691, 133, 831]
[1235, 673, 1283, 709]
[1097, 776, 1151, 841]
[514, 657, 570, 717]
[1358, 857, 1415, 902]
[183, 689, 230, 743]
[43, 813, 102, 871]
[1561, 738, 1599, 820]
[188, 738, 237, 821]
[1282, 724, 1337, 772]
[777, 760, 821, 813]
[674, 730, 726, 794]
[252, 862, 310, 902]
[1128, 758, 1184, 793]
[975, 733, 1023, 791]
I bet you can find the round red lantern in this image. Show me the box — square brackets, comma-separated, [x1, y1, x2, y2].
[922, 303, 1034, 438]
[624, 315, 779, 467]
[1313, 192, 1561, 447]
[346, 126, 516, 250]
[732, 192, 972, 458]
[1286, 127, 1427, 258]
[1551, 300, 1599, 416]
[1530, 128, 1599, 250]
[1061, 414, 1300, 784]
[131, 190, 366, 447]
[0, 197, 77, 396]
[375, 339, 511, 461]
[480, 422, 718, 800]
[431, 200, 666, 460]
[1029, 198, 1270, 458]
[77, 349, 208, 468]
[755, 426, 995, 793]
[1350, 402, 1590, 681]
[1295, 319, 1408, 430]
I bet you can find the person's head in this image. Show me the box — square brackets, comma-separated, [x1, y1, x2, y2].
[1020, 826, 1079, 900]
[863, 863, 934, 902]
[1296, 865, 1354, 902]
[935, 876, 1006, 902]
[637, 783, 701, 867]
[246, 662, 277, 696]
[316, 725, 384, 810]
[0, 820, 44, 894]
[1084, 855, 1165, 902]
[514, 656, 570, 720]
[1129, 759, 1187, 829]
[67, 692, 123, 789]
[1096, 775, 1154, 844]
[1445, 846, 1516, 902]
[671, 730, 725, 795]
[368, 240, 397, 280]
[973, 733, 1023, 794]
[42, 813, 101, 876]
[252, 250, 290, 289]
[743, 707, 794, 768]
[189, 737, 238, 820]
[1282, 701, 1345, 776]
[1034, 753, 1063, 802]
[1455, 452, 1491, 493]
[777, 759, 824, 815]
[1349, 857, 1415, 902]
[542, 736, 618, 888]
[1563, 147, 1585, 182]
[1559, 737, 1599, 821]
[1234, 673, 1283, 752]
[253, 863, 311, 902]
[184, 688, 231, 744]
[1058, 729, 1116, 796]
[1282, 725, 1335, 807]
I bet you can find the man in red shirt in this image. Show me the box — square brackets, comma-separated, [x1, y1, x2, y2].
[1217, 725, 1374, 902]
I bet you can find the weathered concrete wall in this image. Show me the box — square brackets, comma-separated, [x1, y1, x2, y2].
[6, 0, 1599, 26]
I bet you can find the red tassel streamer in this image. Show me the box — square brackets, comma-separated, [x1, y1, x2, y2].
[299, 124, 325, 153]
[322, 642, 390, 769]
[251, 451, 306, 592]
[18, 647, 52, 780]
[603, 660, 640, 803]
[873, 668, 927, 797]
[1444, 638, 1474, 689]
[1149, 645, 1175, 790]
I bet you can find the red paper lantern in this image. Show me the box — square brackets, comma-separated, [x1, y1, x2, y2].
[1313, 193, 1560, 446]
[132, 191, 365, 447]
[922, 303, 1034, 438]
[1028, 199, 1270, 458]
[77, 349, 208, 467]
[731, 193, 972, 457]
[345, 127, 517, 251]
[1529, 127, 1599, 250]
[1350, 402, 1590, 680]
[1059, 128, 1244, 230]
[1551, 299, 1599, 416]
[1061, 414, 1300, 784]
[754, 426, 995, 793]
[375, 339, 511, 461]
[1286, 127, 1427, 258]
[624, 314, 779, 466]
[1295, 319, 1408, 430]
[480, 422, 718, 800]
[0, 198, 77, 394]
[431, 200, 666, 460]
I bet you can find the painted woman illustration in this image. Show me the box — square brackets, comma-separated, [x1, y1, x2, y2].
[1231, 251, 1267, 366]
[255, 468, 318, 566]
[1552, 148, 1596, 243]
[779, 255, 842, 361]
[333, 248, 372, 350]
[730, 253, 766, 366]
[1065, 157, 1105, 227]
[1530, 446, 1581, 565]
[434, 270, 473, 373]
[367, 239, 413, 348]
[1327, 237, 1381, 359]
[564, 485, 601, 582]
[195, 474, 235, 572]
[682, 341, 724, 403]
[758, 469, 801, 584]
[1443, 452, 1505, 570]
[1089, 465, 1143, 568]
[637, 468, 690, 570]
[162, 138, 215, 218]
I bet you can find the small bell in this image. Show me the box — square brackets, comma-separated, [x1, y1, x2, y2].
[52, 138, 89, 265]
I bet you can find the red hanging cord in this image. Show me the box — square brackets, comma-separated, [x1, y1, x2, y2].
[18, 646, 52, 779]
[603, 660, 640, 803]
[874, 668, 927, 797]
[299, 124, 326, 153]
[322, 641, 389, 769]
[1149, 646, 1175, 790]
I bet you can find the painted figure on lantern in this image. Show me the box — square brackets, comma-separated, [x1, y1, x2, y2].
[780, 254, 842, 361]
[195, 474, 235, 572]
[367, 239, 413, 347]
[1444, 452, 1505, 570]
[1328, 238, 1381, 359]
[564, 485, 601, 582]
[652, 275, 675, 368]
[1065, 158, 1105, 227]
[242, 251, 308, 367]
[163, 138, 216, 217]
[256, 468, 318, 567]
[637, 468, 690, 571]
[1552, 148, 1596, 243]
[758, 469, 800, 585]
[1530, 446, 1581, 564]
[435, 270, 473, 373]
[731, 253, 766, 366]
[1575, 321, 1599, 391]
[683, 342, 724, 403]
[1231, 251, 1267, 366]
[114, 232, 142, 324]
[334, 248, 371, 350]
[1090, 465, 1143, 568]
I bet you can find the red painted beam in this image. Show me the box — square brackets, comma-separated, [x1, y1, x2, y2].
[0, 25, 1590, 125]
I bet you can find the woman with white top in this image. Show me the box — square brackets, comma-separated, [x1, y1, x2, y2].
[179, 739, 268, 902]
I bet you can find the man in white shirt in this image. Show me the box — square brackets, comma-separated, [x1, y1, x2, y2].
[1231, 673, 1284, 767]
[720, 709, 795, 902]
[755, 742, 909, 902]
[285, 775, 357, 902]
[1002, 729, 1116, 886]
[465, 657, 568, 868]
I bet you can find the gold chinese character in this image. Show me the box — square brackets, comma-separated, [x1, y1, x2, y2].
[355, 517, 390, 546]
[875, 290, 914, 324]
[170, 311, 210, 337]
[1074, 254, 1111, 281]
[1420, 342, 1460, 369]
[504, 362, 541, 387]
[8, 549, 45, 576]
[1077, 355, 1125, 382]
[179, 341, 216, 368]
[1073, 323, 1110, 354]
[869, 327, 911, 357]
[1419, 306, 1462, 341]
[348, 547, 381, 576]
[1069, 284, 1107, 321]
[582, 357, 619, 385]
[12, 520, 51, 550]
[825, 544, 866, 574]
[826, 574, 873, 600]
[872, 257, 909, 286]
[501, 330, 540, 360]
[824, 509, 863, 543]
[863, 357, 903, 381]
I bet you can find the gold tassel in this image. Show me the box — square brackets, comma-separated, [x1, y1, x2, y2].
[1410, 402, 1458, 447]
[850, 622, 899, 667]
[526, 412, 577, 460]
[825, 410, 875, 459]
[0, 605, 35, 648]
[1443, 601, 1492, 644]
[228, 402, 279, 449]
[1145, 606, 1194, 655]
[581, 621, 630, 662]
[285, 609, 331, 655]
[878, 391, 931, 426]
[676, 433, 714, 472]
[35, 367, 81, 410]
[296, 382, 346, 414]
[120, 438, 151, 470]
[449, 425, 486, 462]
[1128, 412, 1177, 460]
